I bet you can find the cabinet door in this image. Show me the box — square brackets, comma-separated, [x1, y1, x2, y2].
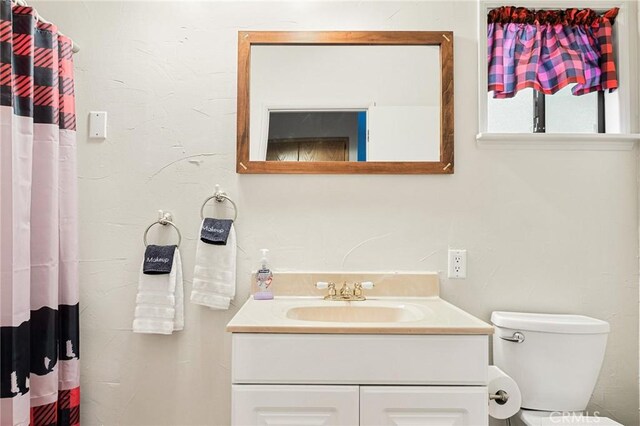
[232, 385, 359, 426]
[360, 386, 487, 426]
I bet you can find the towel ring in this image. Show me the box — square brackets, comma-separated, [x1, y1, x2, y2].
[143, 219, 182, 247]
[200, 192, 238, 221]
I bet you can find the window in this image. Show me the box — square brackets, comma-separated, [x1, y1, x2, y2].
[477, 1, 638, 147]
[487, 88, 604, 134]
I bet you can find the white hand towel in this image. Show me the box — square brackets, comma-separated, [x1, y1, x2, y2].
[133, 249, 184, 334]
[191, 221, 236, 309]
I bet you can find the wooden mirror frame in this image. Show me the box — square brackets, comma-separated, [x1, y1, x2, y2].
[236, 31, 454, 174]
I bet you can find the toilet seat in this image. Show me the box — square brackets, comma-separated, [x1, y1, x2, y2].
[517, 409, 622, 425]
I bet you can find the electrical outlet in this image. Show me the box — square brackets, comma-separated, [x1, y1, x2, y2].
[448, 249, 467, 279]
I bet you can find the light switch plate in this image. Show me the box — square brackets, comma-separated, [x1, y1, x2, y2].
[89, 111, 107, 139]
[447, 249, 467, 279]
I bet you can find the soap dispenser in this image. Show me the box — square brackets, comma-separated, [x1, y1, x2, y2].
[254, 249, 274, 300]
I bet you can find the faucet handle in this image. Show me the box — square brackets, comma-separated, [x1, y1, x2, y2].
[327, 282, 336, 296]
[361, 281, 374, 290]
[352, 281, 373, 299]
[317, 281, 337, 297]
[315, 281, 329, 289]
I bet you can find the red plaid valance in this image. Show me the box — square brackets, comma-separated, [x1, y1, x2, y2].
[488, 6, 619, 98]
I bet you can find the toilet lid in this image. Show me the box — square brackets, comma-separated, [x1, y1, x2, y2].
[491, 311, 610, 334]
[519, 410, 622, 425]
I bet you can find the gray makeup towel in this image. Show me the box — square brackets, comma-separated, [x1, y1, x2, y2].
[200, 218, 233, 245]
[143, 245, 177, 274]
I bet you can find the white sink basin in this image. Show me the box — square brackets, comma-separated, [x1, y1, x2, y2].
[286, 304, 425, 323]
[227, 296, 493, 335]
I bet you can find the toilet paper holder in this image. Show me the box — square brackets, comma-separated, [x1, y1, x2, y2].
[489, 390, 509, 405]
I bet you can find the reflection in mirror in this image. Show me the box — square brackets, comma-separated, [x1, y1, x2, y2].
[250, 44, 441, 163]
[266, 111, 364, 162]
[265, 107, 441, 162]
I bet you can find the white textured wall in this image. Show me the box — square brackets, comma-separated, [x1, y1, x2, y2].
[31, 1, 639, 425]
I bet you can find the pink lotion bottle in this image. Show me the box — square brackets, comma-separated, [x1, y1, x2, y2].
[253, 249, 274, 300]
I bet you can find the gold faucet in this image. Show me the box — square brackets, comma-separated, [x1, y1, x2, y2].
[339, 282, 353, 298]
[316, 281, 373, 301]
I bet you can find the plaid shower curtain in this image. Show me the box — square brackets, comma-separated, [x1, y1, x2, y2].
[0, 0, 80, 425]
[488, 6, 619, 98]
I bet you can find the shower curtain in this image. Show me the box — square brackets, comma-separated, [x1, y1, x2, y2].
[0, 0, 80, 425]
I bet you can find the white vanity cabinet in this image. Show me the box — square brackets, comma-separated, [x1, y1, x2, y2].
[227, 274, 494, 426]
[230, 333, 489, 426]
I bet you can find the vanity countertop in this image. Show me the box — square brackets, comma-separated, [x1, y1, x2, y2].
[226, 296, 494, 335]
[227, 272, 493, 335]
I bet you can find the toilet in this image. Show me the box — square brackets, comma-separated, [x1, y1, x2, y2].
[491, 311, 622, 426]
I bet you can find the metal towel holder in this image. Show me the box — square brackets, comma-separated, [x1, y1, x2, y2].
[143, 210, 182, 247]
[200, 184, 238, 221]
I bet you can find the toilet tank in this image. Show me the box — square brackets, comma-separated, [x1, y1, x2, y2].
[492, 311, 609, 412]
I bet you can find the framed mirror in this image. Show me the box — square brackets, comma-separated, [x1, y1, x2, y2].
[237, 31, 454, 174]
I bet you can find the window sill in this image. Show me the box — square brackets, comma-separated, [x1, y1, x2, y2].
[476, 133, 640, 151]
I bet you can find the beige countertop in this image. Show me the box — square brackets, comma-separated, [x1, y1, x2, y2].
[226, 296, 494, 335]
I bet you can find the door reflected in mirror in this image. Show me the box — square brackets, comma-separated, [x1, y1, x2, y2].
[266, 111, 362, 162]
[264, 108, 440, 162]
